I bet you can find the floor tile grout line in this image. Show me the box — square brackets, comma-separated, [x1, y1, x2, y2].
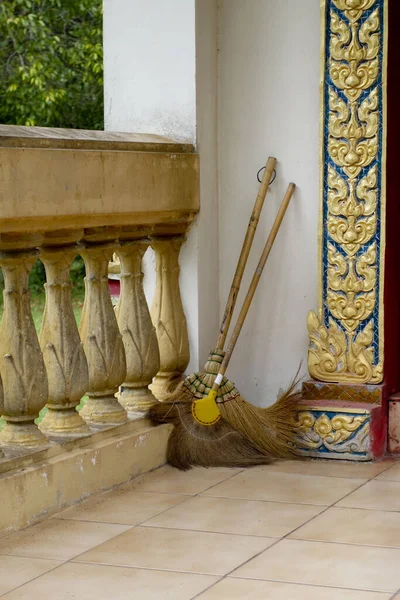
[227, 575, 395, 595]
[371, 461, 400, 478]
[253, 465, 397, 480]
[189, 575, 226, 600]
[68, 558, 237, 577]
[0, 476, 393, 569]
[41, 471, 248, 567]
[54, 501, 400, 519]
[0, 553, 63, 561]
[57, 497, 334, 520]
[240, 576, 392, 595]
[1, 559, 392, 600]
[0, 559, 70, 598]
[282, 472, 391, 547]
[136, 524, 281, 539]
[0, 561, 220, 598]
[221, 474, 372, 582]
[191, 468, 246, 499]
[53, 497, 197, 529]
[197, 492, 360, 507]
[1, 463, 397, 598]
[216, 472, 399, 592]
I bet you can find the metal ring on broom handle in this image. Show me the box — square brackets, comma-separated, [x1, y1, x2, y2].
[216, 156, 277, 350]
[192, 182, 296, 426]
[214, 182, 296, 389]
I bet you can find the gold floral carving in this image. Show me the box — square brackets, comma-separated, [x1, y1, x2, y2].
[308, 0, 385, 384]
[294, 409, 370, 456]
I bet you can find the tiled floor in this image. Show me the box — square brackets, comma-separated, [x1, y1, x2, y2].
[2, 459, 400, 598]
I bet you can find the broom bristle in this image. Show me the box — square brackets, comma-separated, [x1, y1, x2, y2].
[149, 386, 273, 470]
[165, 402, 273, 470]
[218, 371, 301, 459]
[148, 371, 301, 469]
[218, 391, 300, 460]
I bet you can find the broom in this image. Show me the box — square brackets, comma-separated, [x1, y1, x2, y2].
[150, 157, 278, 470]
[157, 155, 277, 404]
[150, 180, 299, 469]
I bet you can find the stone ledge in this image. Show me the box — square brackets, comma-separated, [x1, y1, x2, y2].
[0, 421, 172, 535]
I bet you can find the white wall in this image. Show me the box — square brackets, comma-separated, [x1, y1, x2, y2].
[195, 0, 219, 365]
[104, 0, 196, 142]
[218, 0, 320, 405]
[103, 0, 321, 405]
[103, 0, 219, 374]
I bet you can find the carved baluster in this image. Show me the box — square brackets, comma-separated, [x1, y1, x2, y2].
[0, 374, 4, 457]
[79, 243, 127, 428]
[150, 236, 190, 400]
[0, 251, 48, 447]
[116, 240, 160, 418]
[38, 246, 90, 439]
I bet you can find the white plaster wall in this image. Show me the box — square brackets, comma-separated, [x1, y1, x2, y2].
[103, 0, 320, 404]
[103, 0, 219, 373]
[218, 0, 320, 406]
[195, 0, 219, 365]
[104, 0, 196, 142]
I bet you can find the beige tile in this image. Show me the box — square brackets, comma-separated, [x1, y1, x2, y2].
[291, 507, 400, 548]
[57, 489, 188, 525]
[257, 459, 394, 480]
[234, 539, 400, 593]
[2, 562, 218, 600]
[0, 518, 131, 561]
[198, 578, 391, 599]
[337, 481, 400, 511]
[0, 555, 62, 596]
[202, 469, 364, 505]
[126, 465, 241, 495]
[376, 463, 400, 481]
[143, 495, 324, 537]
[74, 525, 273, 575]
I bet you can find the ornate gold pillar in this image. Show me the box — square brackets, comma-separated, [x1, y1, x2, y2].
[38, 236, 90, 439]
[0, 250, 48, 447]
[150, 236, 190, 400]
[296, 0, 388, 460]
[116, 239, 160, 417]
[79, 243, 128, 428]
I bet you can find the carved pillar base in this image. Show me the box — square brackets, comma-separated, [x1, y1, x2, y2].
[150, 372, 183, 402]
[292, 381, 386, 461]
[39, 408, 91, 439]
[79, 393, 127, 429]
[0, 421, 48, 448]
[119, 386, 157, 419]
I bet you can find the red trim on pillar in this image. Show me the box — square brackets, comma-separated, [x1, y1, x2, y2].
[384, 0, 400, 395]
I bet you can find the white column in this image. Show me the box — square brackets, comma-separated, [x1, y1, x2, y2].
[103, 0, 220, 373]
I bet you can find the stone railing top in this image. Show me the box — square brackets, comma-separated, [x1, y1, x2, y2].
[0, 125, 199, 239]
[0, 124, 194, 153]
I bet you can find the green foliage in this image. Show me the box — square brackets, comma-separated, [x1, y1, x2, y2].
[27, 256, 86, 295]
[28, 259, 46, 294]
[69, 256, 86, 290]
[0, 0, 103, 130]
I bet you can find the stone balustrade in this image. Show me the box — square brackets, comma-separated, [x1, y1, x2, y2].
[0, 125, 199, 456]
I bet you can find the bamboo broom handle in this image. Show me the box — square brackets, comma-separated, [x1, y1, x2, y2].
[216, 156, 277, 350]
[212, 182, 296, 389]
